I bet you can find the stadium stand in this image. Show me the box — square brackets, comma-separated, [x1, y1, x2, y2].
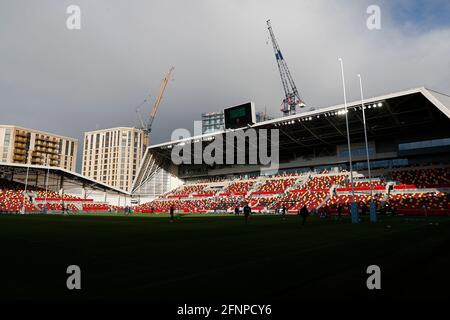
[225, 180, 255, 195]
[133, 166, 450, 216]
[391, 167, 450, 188]
[166, 183, 208, 198]
[0, 178, 122, 214]
[254, 177, 297, 194]
[386, 192, 449, 216]
[0, 179, 36, 213]
[323, 194, 384, 215]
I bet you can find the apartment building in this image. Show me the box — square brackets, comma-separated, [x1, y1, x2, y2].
[0, 125, 78, 171]
[82, 127, 148, 191]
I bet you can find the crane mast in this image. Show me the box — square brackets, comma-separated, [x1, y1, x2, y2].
[267, 20, 305, 116]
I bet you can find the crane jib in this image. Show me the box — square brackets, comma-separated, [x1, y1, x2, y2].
[267, 20, 305, 114]
[275, 50, 283, 60]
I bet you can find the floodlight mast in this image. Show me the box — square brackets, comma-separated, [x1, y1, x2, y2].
[267, 20, 305, 116]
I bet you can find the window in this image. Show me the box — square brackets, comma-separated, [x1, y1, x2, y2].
[4, 129, 11, 146]
[339, 147, 375, 158]
[399, 138, 450, 151]
[105, 132, 110, 147]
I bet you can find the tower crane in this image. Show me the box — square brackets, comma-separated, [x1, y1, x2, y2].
[266, 20, 305, 116]
[136, 66, 174, 139]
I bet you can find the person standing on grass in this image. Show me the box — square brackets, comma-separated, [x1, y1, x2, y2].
[318, 206, 324, 218]
[337, 203, 343, 219]
[299, 205, 309, 226]
[323, 206, 329, 219]
[243, 203, 251, 224]
[281, 205, 287, 219]
[234, 205, 240, 216]
[392, 206, 398, 216]
[169, 205, 175, 222]
[361, 202, 368, 216]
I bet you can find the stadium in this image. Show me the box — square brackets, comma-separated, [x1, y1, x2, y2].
[2, 0, 450, 309]
[3, 87, 449, 217]
[1, 86, 450, 303]
[131, 87, 450, 217]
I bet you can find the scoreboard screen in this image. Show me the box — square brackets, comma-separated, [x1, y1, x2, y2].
[224, 102, 256, 129]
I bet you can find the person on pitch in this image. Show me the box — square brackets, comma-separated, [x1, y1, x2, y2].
[243, 203, 251, 224]
[169, 205, 175, 222]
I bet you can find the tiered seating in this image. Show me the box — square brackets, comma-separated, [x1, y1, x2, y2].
[0, 179, 36, 213]
[214, 196, 240, 211]
[342, 180, 385, 188]
[137, 199, 210, 213]
[133, 166, 450, 215]
[37, 203, 78, 211]
[82, 203, 110, 211]
[336, 179, 386, 192]
[168, 184, 208, 197]
[254, 178, 297, 194]
[387, 192, 449, 215]
[34, 190, 86, 201]
[275, 190, 328, 211]
[392, 167, 450, 188]
[187, 177, 225, 183]
[225, 180, 255, 195]
[276, 189, 307, 209]
[299, 191, 329, 211]
[267, 172, 304, 178]
[247, 195, 280, 211]
[323, 194, 384, 215]
[305, 174, 348, 190]
[0, 190, 36, 212]
[271, 174, 348, 211]
[110, 205, 126, 212]
[0, 178, 93, 213]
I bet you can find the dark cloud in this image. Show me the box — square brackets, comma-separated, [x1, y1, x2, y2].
[1, 0, 449, 172]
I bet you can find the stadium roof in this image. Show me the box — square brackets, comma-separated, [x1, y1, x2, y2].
[150, 87, 450, 149]
[132, 87, 450, 191]
[0, 162, 129, 195]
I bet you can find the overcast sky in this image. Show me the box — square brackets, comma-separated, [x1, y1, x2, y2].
[1, 0, 449, 172]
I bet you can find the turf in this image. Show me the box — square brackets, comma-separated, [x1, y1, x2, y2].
[0, 213, 449, 300]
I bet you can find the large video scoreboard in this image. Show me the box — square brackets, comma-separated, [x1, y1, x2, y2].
[224, 102, 256, 129]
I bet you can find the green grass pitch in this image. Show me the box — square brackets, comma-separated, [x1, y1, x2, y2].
[0, 213, 449, 300]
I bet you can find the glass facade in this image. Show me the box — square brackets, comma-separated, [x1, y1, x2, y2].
[202, 112, 225, 134]
[399, 138, 450, 151]
[338, 146, 376, 158]
[2, 129, 11, 161]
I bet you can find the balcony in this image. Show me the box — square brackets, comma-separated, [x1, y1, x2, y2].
[15, 136, 27, 143]
[36, 135, 56, 143]
[14, 149, 26, 155]
[13, 155, 26, 162]
[31, 159, 44, 165]
[45, 148, 58, 154]
[14, 141, 27, 149]
[34, 141, 48, 147]
[15, 130, 28, 138]
[46, 144, 58, 150]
